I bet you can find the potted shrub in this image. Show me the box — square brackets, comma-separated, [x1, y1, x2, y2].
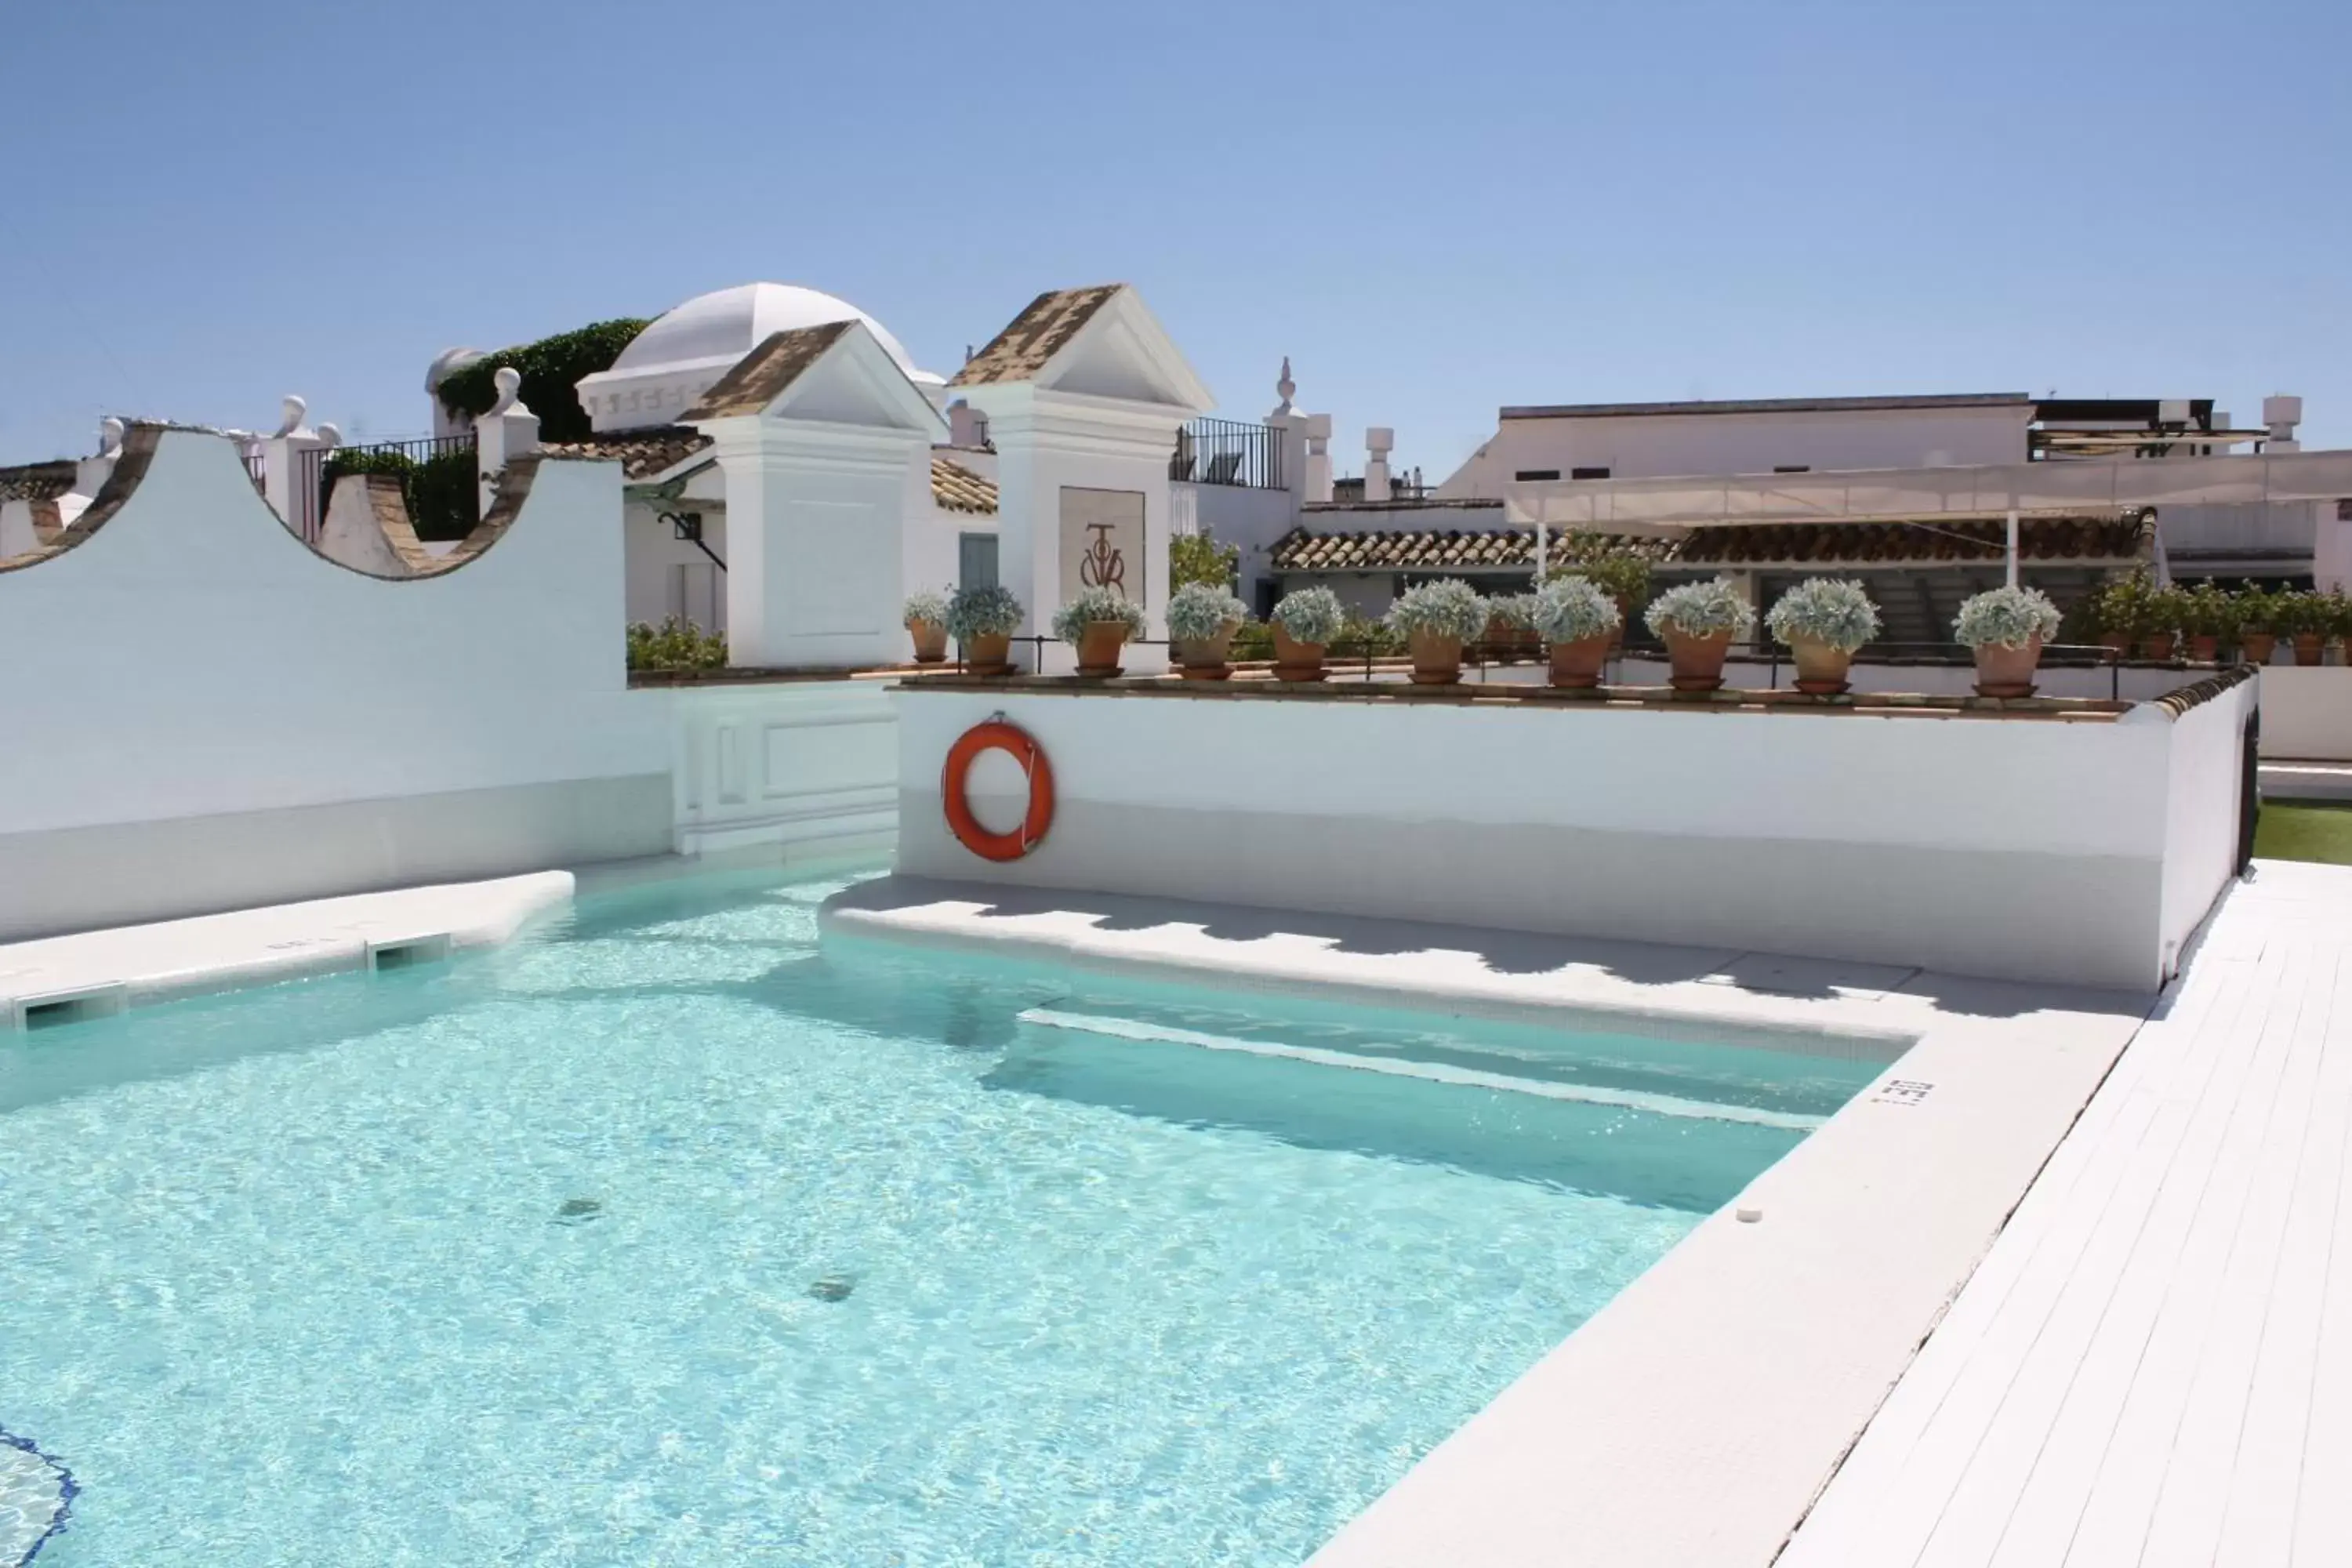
[1269, 586, 1344, 681]
[2279, 590, 2327, 665]
[2092, 572, 2149, 658]
[2140, 586, 2187, 661]
[1643, 577, 1756, 693]
[1166, 581, 1251, 681]
[1483, 593, 1541, 660]
[1765, 577, 1882, 695]
[903, 590, 951, 664]
[1550, 541, 1653, 651]
[946, 584, 1023, 676]
[1051, 585, 1148, 677]
[1386, 578, 1490, 685]
[2181, 581, 2233, 662]
[2236, 583, 2279, 666]
[1955, 584, 2062, 698]
[1531, 575, 1621, 688]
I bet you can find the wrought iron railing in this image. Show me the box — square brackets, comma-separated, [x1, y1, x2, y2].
[296, 434, 478, 544]
[1170, 418, 1283, 489]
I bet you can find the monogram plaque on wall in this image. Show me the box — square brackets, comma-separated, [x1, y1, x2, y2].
[1058, 487, 1145, 604]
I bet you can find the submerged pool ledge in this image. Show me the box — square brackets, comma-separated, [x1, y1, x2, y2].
[0, 872, 575, 1024]
[821, 875, 2153, 1568]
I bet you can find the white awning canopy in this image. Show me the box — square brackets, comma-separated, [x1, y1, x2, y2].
[1504, 448, 2352, 535]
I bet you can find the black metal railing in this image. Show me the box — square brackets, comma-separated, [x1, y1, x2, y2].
[296, 434, 478, 545]
[1170, 418, 1283, 489]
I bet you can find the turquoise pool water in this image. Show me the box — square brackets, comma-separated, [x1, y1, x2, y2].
[0, 873, 1887, 1566]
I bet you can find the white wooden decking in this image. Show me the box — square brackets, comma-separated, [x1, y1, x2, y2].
[1783, 858, 2352, 1568]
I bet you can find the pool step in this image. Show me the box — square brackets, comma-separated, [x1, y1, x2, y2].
[1014, 1008, 1826, 1131]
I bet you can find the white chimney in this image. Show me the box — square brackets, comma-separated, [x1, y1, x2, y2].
[1365, 426, 1394, 503]
[2264, 394, 2303, 451]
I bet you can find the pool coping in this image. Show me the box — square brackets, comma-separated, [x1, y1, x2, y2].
[819, 874, 2154, 1568]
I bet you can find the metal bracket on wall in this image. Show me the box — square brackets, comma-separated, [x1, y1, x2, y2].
[659, 510, 725, 572]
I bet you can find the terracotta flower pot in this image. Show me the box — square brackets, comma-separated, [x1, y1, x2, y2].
[1973, 633, 2043, 698]
[2294, 633, 2325, 666]
[1174, 628, 1236, 681]
[2099, 630, 2132, 658]
[1075, 620, 1130, 677]
[2140, 632, 2177, 661]
[2241, 631, 2277, 665]
[1787, 636, 1853, 695]
[1272, 625, 1327, 682]
[1408, 629, 1464, 685]
[2187, 633, 2220, 662]
[909, 619, 949, 664]
[963, 630, 1013, 676]
[1662, 628, 1733, 692]
[1547, 632, 1612, 689]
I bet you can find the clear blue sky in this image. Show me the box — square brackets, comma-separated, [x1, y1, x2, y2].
[7, 0, 2347, 477]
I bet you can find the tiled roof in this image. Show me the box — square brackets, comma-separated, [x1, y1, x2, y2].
[684, 321, 853, 419]
[1269, 514, 2153, 573]
[539, 426, 713, 481]
[931, 456, 996, 514]
[0, 460, 77, 503]
[948, 285, 1122, 387]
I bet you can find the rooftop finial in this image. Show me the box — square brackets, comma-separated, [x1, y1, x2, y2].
[274, 395, 307, 437]
[98, 416, 125, 458]
[1276, 356, 1296, 412]
[488, 365, 525, 416]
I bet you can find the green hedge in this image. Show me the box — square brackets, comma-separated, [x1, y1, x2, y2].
[434, 318, 651, 445]
[319, 447, 480, 542]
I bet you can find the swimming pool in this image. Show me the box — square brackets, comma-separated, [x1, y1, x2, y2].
[0, 871, 1888, 1566]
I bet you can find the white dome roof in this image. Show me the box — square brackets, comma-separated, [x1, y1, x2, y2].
[611, 282, 933, 384]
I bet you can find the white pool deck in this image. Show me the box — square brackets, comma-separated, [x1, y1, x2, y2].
[1780, 857, 2352, 1568]
[8, 855, 2350, 1566]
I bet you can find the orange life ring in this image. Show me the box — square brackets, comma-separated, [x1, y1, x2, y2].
[942, 719, 1054, 862]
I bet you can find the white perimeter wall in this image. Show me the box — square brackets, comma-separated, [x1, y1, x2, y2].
[2255, 666, 2352, 760]
[2161, 678, 2257, 970]
[895, 684, 2252, 991]
[0, 430, 673, 938]
[670, 680, 898, 858]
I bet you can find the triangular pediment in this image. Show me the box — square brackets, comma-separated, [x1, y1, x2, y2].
[687, 321, 946, 438]
[950, 285, 1212, 414]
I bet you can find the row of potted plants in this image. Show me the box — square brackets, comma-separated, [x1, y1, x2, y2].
[2088, 575, 2352, 665]
[898, 575, 2074, 698]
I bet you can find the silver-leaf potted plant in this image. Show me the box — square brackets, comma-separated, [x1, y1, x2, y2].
[1953, 583, 2062, 697]
[1386, 578, 1490, 685]
[1051, 585, 1148, 677]
[1166, 582, 1251, 681]
[1531, 575, 1621, 689]
[1765, 577, 1882, 695]
[903, 589, 951, 664]
[1270, 586, 1343, 681]
[946, 584, 1023, 676]
[1643, 577, 1756, 692]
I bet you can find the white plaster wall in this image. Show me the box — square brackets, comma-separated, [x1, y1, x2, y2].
[0, 430, 672, 938]
[1440, 407, 2031, 498]
[2255, 666, 2352, 760]
[1186, 481, 1298, 582]
[668, 679, 898, 856]
[2158, 677, 2255, 975]
[891, 688, 2229, 990]
[624, 499, 730, 630]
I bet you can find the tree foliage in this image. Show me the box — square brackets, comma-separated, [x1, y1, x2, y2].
[434, 318, 652, 445]
[1169, 528, 1240, 591]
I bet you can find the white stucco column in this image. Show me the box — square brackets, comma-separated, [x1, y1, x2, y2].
[474, 367, 540, 515]
[964, 383, 1192, 674]
[260, 395, 338, 541]
[707, 418, 927, 670]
